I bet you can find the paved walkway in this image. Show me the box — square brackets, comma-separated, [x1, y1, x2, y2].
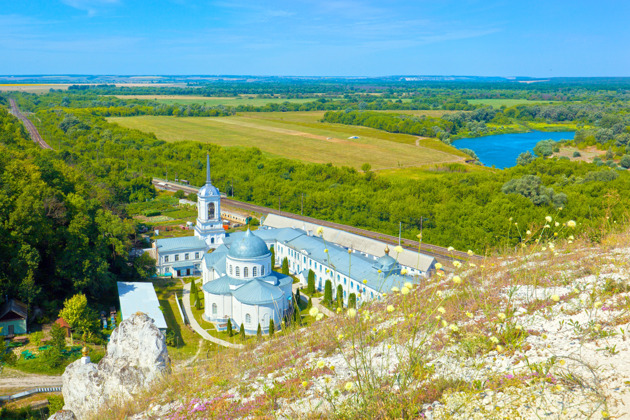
[181, 282, 244, 349]
[292, 283, 335, 317]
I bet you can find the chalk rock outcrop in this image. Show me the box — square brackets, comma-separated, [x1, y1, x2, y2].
[48, 410, 77, 420]
[58, 313, 170, 419]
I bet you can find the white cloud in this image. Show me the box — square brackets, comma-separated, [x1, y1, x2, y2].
[60, 0, 120, 16]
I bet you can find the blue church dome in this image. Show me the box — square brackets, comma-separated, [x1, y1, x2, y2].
[374, 245, 398, 272]
[228, 229, 270, 259]
[199, 183, 220, 197]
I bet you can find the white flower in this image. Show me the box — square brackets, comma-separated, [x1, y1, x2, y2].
[452, 275, 462, 285]
[526, 230, 531, 235]
[555, 222, 560, 227]
[497, 312, 506, 321]
[316, 313, 324, 321]
[545, 216, 552, 223]
[317, 360, 325, 369]
[567, 220, 576, 228]
[437, 306, 446, 314]
[453, 261, 462, 268]
[394, 245, 404, 253]
[391, 287, 400, 293]
[467, 250, 474, 256]
[309, 307, 319, 317]
[401, 286, 410, 295]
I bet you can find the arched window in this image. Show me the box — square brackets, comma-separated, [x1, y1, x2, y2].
[253, 266, 257, 277]
[261, 266, 265, 275]
[235, 266, 240, 277]
[212, 303, 217, 315]
[246, 313, 251, 324]
[244, 267, 249, 277]
[229, 265, 233, 275]
[208, 202, 215, 219]
[211, 237, 215, 244]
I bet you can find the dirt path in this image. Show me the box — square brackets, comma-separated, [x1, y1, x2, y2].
[0, 370, 62, 390]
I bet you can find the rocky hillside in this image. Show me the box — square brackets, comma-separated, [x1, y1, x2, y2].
[96, 221, 630, 419]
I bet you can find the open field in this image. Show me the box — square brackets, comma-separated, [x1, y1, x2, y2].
[110, 95, 326, 107]
[109, 112, 469, 170]
[466, 98, 562, 108]
[0, 84, 71, 93]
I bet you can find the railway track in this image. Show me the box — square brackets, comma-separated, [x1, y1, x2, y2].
[152, 178, 481, 262]
[8, 98, 53, 150]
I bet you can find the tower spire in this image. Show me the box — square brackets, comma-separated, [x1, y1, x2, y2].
[206, 154, 211, 185]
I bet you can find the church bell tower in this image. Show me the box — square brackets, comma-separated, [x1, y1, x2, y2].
[194, 155, 225, 247]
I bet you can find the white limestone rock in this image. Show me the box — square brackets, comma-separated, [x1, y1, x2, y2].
[57, 313, 170, 420]
[48, 410, 77, 420]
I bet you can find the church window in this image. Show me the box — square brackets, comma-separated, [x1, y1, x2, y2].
[211, 237, 215, 244]
[344, 278, 347, 284]
[246, 314, 251, 324]
[261, 266, 265, 275]
[164, 256, 169, 263]
[195, 252, 200, 259]
[208, 202, 215, 219]
[244, 267, 248, 277]
[212, 303, 217, 315]
[235, 266, 240, 277]
[253, 266, 257, 277]
[175, 254, 180, 262]
[229, 265, 233, 275]
[185, 253, 189, 260]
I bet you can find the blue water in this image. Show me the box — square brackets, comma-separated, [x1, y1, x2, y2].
[453, 131, 575, 169]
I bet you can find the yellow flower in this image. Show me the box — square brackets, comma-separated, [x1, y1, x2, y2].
[302, 381, 309, 387]
[436, 290, 443, 297]
[337, 333, 344, 340]
[555, 222, 560, 227]
[437, 306, 446, 314]
[391, 287, 400, 292]
[466, 312, 473, 319]
[362, 279, 367, 284]
[545, 216, 552, 223]
[447, 246, 455, 252]
[526, 230, 531, 235]
[567, 220, 576, 228]
[435, 262, 443, 270]
[324, 248, 328, 253]
[377, 269, 382, 273]
[490, 336, 499, 344]
[496, 345, 504, 352]
[315, 313, 324, 321]
[336, 307, 342, 313]
[453, 261, 462, 268]
[469, 262, 476, 268]
[309, 307, 319, 317]
[347, 308, 357, 318]
[452, 275, 462, 285]
[316, 226, 324, 235]
[400, 268, 408, 275]
[551, 295, 560, 302]
[387, 344, 392, 349]
[344, 382, 354, 391]
[401, 286, 410, 295]
[404, 282, 413, 289]
[317, 360, 325, 369]
[386, 305, 394, 313]
[449, 324, 459, 332]
[515, 324, 523, 330]
[467, 250, 474, 256]
[497, 312, 506, 321]
[394, 245, 404, 253]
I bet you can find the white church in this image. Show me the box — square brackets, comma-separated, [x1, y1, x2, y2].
[153, 156, 436, 335]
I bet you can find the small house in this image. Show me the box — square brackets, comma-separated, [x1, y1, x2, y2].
[0, 299, 28, 336]
[54, 317, 71, 337]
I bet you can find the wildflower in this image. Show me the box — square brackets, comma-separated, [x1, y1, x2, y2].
[496, 345, 504, 352]
[452, 275, 462, 285]
[362, 279, 367, 284]
[567, 220, 576, 228]
[347, 308, 357, 318]
[595, 323, 602, 331]
[509, 217, 513, 221]
[344, 382, 354, 392]
[336, 307, 342, 313]
[400, 268, 408, 275]
[490, 336, 499, 344]
[309, 307, 319, 317]
[437, 306, 446, 314]
[325, 377, 331, 384]
[436, 290, 443, 297]
[401, 286, 410, 295]
[453, 261, 462, 268]
[387, 344, 392, 349]
[377, 269, 382, 273]
[404, 282, 413, 289]
[337, 333, 344, 340]
[497, 313, 506, 321]
[316, 313, 324, 321]
[514, 222, 518, 226]
[469, 262, 476, 268]
[515, 324, 523, 330]
[545, 216, 552, 223]
[558, 359, 566, 366]
[466, 312, 473, 319]
[324, 248, 328, 253]
[447, 246, 455, 252]
[302, 381, 309, 387]
[387, 305, 395, 313]
[569, 235, 574, 240]
[449, 324, 459, 332]
[602, 411, 610, 419]
[435, 263, 443, 270]
[526, 230, 531, 235]
[441, 320, 448, 327]
[435, 315, 441, 320]
[316, 226, 324, 235]
[467, 249, 474, 256]
[394, 245, 404, 253]
[594, 301, 602, 309]
[551, 295, 560, 302]
[555, 222, 560, 227]
[391, 287, 400, 293]
[549, 242, 555, 249]
[416, 233, 422, 239]
[544, 224, 550, 229]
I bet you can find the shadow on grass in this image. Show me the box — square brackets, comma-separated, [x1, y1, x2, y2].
[159, 298, 185, 349]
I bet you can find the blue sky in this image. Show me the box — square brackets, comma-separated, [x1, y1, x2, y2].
[1, 0, 628, 77]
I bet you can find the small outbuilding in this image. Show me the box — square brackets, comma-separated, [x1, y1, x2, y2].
[54, 317, 72, 337]
[0, 299, 28, 336]
[117, 282, 168, 332]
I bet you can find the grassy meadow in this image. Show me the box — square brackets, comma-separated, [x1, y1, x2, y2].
[466, 98, 563, 108]
[110, 95, 325, 107]
[109, 111, 470, 171]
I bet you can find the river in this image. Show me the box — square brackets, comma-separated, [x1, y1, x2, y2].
[453, 131, 575, 169]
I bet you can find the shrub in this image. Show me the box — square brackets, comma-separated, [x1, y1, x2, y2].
[324, 280, 333, 306]
[348, 293, 357, 309]
[174, 190, 185, 199]
[573, 151, 582, 157]
[307, 297, 312, 309]
[240, 323, 245, 340]
[281, 258, 289, 275]
[257, 323, 262, 339]
[269, 319, 275, 336]
[620, 155, 630, 169]
[50, 323, 66, 351]
[227, 319, 233, 337]
[516, 151, 534, 166]
[336, 285, 344, 308]
[48, 395, 64, 415]
[30, 331, 43, 346]
[533, 140, 555, 157]
[307, 270, 316, 294]
[165, 329, 177, 347]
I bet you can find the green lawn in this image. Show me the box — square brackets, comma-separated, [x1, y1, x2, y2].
[109, 112, 469, 171]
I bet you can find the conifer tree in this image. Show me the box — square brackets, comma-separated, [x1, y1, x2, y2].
[195, 290, 201, 310]
[269, 319, 275, 336]
[190, 279, 197, 305]
[336, 285, 343, 308]
[307, 270, 316, 294]
[324, 280, 333, 306]
[307, 296, 312, 309]
[257, 323, 262, 339]
[227, 318, 233, 337]
[281, 257, 290, 275]
[348, 293, 357, 309]
[240, 323, 245, 340]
